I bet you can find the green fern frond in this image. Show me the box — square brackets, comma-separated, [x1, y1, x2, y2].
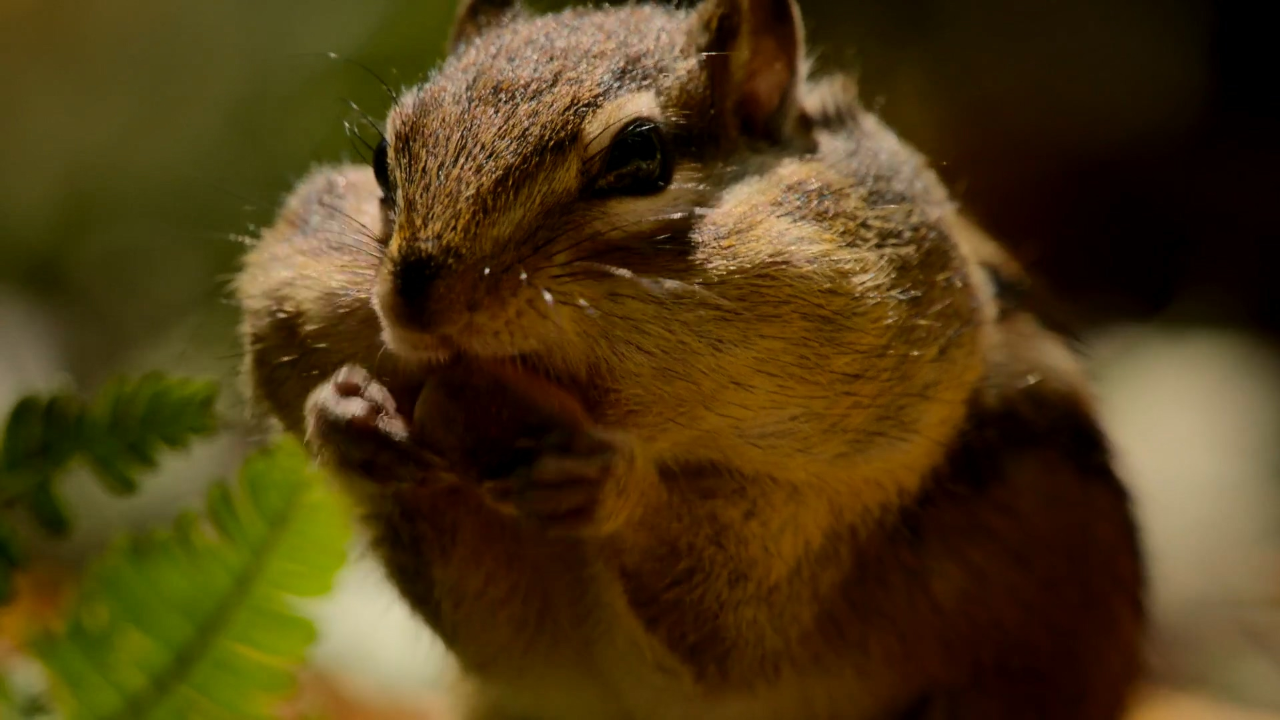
[0, 374, 219, 604]
[30, 438, 351, 720]
[78, 374, 219, 496]
[1, 373, 219, 503]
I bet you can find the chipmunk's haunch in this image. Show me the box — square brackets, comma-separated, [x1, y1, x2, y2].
[235, 0, 1145, 717]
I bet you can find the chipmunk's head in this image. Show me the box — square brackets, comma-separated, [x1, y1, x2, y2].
[374, 0, 982, 481]
[375, 0, 810, 355]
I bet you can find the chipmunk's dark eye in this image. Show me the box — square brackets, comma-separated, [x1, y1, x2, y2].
[594, 120, 672, 197]
[372, 138, 393, 199]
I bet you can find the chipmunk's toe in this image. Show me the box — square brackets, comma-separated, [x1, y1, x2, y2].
[302, 365, 441, 484]
[307, 365, 409, 443]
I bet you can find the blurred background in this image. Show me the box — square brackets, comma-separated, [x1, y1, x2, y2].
[1, 0, 1277, 716]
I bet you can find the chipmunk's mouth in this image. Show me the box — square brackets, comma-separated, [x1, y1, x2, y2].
[404, 353, 602, 479]
[380, 323, 605, 422]
[387, 347, 601, 427]
[473, 355, 599, 423]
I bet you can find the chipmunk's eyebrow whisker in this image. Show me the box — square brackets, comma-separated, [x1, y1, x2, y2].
[290, 50, 398, 100]
[342, 98, 388, 145]
[346, 122, 376, 153]
[326, 51, 398, 100]
[345, 120, 377, 163]
[349, 142, 371, 165]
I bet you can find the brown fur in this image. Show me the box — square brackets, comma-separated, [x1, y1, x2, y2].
[234, 1, 1145, 717]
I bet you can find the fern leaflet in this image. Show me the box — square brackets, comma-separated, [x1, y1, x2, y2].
[29, 438, 351, 719]
[0, 374, 219, 603]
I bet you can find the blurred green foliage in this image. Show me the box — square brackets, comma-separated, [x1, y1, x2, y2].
[30, 438, 350, 720]
[0, 375, 350, 718]
[0, 374, 220, 602]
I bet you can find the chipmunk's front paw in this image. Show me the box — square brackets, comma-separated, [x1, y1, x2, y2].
[480, 427, 628, 535]
[304, 365, 438, 484]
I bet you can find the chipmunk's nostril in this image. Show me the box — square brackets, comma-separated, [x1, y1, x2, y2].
[392, 253, 443, 330]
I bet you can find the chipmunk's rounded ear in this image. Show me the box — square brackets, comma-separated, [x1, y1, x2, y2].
[693, 0, 809, 145]
[448, 0, 523, 54]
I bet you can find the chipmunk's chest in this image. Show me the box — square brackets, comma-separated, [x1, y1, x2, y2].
[370, 485, 884, 720]
[370, 484, 635, 713]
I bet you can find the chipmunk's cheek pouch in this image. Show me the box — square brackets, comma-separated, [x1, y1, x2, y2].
[412, 360, 613, 531]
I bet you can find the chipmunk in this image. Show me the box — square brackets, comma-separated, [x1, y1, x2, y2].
[234, 0, 1145, 717]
